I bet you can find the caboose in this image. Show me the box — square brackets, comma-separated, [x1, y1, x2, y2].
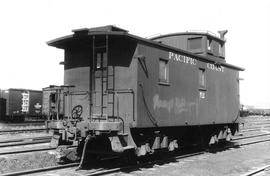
[46, 25, 243, 165]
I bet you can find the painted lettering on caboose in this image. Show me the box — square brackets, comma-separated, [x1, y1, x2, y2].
[207, 63, 224, 72]
[153, 94, 196, 114]
[168, 52, 197, 65]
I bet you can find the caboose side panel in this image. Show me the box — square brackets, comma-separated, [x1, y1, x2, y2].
[199, 65, 240, 124]
[136, 44, 199, 128]
[135, 44, 240, 128]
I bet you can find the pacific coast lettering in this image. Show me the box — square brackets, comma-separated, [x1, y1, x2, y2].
[207, 63, 224, 72]
[168, 52, 197, 65]
[168, 52, 224, 72]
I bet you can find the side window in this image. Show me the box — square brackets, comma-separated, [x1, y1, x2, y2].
[95, 50, 107, 69]
[188, 37, 202, 50]
[199, 68, 206, 88]
[218, 43, 224, 57]
[96, 53, 101, 69]
[207, 39, 212, 51]
[199, 68, 206, 99]
[159, 59, 169, 83]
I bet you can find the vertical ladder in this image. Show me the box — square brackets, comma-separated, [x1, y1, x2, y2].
[90, 35, 115, 121]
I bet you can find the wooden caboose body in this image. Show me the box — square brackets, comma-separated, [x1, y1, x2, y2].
[47, 25, 243, 161]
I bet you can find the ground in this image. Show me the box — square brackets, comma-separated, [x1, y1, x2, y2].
[2, 116, 270, 175]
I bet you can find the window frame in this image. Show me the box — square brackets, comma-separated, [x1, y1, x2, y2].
[198, 68, 207, 99]
[187, 37, 203, 54]
[199, 68, 206, 89]
[158, 58, 170, 86]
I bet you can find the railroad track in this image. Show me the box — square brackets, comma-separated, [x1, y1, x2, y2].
[0, 136, 51, 144]
[2, 118, 270, 175]
[241, 165, 270, 176]
[0, 146, 56, 156]
[241, 125, 270, 130]
[232, 133, 270, 141]
[0, 144, 77, 156]
[240, 127, 270, 133]
[0, 128, 48, 133]
[0, 137, 51, 148]
[2, 135, 270, 176]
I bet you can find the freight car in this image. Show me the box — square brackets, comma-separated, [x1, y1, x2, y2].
[46, 25, 244, 166]
[42, 86, 65, 120]
[0, 88, 43, 122]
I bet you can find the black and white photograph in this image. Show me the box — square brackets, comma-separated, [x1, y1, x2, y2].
[0, 0, 270, 175]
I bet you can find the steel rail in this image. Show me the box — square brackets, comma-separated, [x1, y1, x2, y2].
[4, 122, 45, 126]
[83, 139, 270, 176]
[240, 128, 268, 133]
[0, 128, 47, 133]
[240, 165, 270, 176]
[83, 151, 206, 176]
[0, 136, 52, 144]
[0, 139, 50, 148]
[239, 139, 270, 147]
[0, 145, 77, 156]
[0, 147, 56, 156]
[241, 125, 270, 130]
[0, 163, 79, 176]
[232, 133, 270, 141]
[2, 136, 270, 176]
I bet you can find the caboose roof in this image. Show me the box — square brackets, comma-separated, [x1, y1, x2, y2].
[47, 25, 244, 71]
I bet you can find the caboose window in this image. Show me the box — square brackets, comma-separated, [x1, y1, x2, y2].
[218, 43, 224, 57]
[96, 53, 101, 69]
[159, 59, 169, 83]
[199, 68, 206, 88]
[207, 39, 212, 51]
[95, 51, 107, 69]
[188, 37, 202, 50]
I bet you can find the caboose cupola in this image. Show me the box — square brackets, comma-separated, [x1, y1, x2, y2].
[151, 30, 228, 63]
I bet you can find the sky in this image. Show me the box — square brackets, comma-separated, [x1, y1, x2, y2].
[0, 0, 269, 108]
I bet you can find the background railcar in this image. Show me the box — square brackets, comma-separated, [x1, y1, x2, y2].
[46, 25, 244, 163]
[42, 86, 65, 120]
[0, 88, 43, 122]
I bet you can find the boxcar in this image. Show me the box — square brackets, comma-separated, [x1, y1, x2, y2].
[46, 25, 244, 163]
[0, 88, 43, 122]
